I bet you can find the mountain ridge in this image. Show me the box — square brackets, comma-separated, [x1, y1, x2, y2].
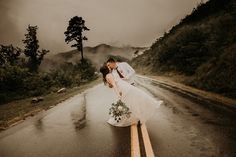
[40, 44, 147, 71]
[132, 0, 236, 99]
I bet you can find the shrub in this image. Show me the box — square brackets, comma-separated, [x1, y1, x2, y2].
[0, 58, 96, 104]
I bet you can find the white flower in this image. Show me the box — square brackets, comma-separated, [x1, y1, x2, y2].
[118, 106, 123, 111]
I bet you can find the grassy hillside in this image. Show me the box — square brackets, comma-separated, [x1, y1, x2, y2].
[132, 0, 236, 99]
[40, 44, 146, 71]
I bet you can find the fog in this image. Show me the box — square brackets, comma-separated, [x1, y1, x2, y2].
[0, 0, 206, 53]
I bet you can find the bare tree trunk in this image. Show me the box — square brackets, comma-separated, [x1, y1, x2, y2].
[81, 41, 84, 61]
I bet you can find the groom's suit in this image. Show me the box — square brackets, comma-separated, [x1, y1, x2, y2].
[112, 62, 136, 85]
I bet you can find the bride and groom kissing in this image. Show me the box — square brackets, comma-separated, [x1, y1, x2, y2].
[100, 58, 163, 127]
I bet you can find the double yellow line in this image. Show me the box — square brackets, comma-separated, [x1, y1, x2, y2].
[131, 124, 155, 157]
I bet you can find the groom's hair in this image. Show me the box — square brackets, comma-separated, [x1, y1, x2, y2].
[107, 58, 116, 63]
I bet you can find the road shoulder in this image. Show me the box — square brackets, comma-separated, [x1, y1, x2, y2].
[0, 78, 102, 131]
[137, 75, 236, 111]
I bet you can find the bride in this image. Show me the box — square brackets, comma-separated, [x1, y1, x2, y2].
[100, 64, 163, 127]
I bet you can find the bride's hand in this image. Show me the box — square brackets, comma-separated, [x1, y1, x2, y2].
[118, 92, 122, 99]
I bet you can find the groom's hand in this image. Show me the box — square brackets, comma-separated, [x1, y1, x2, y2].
[122, 77, 128, 80]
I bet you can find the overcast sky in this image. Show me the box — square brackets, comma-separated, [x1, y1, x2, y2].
[0, 0, 206, 53]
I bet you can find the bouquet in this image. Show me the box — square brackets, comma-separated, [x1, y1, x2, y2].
[109, 100, 131, 123]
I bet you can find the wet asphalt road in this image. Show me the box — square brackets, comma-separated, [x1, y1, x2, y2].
[0, 77, 236, 157]
[0, 84, 130, 157]
[135, 77, 236, 157]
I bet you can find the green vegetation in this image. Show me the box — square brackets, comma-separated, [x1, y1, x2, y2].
[0, 16, 97, 128]
[132, 0, 236, 98]
[1, 20, 96, 105]
[64, 16, 90, 60]
[0, 51, 96, 105]
[23, 25, 49, 72]
[0, 77, 101, 130]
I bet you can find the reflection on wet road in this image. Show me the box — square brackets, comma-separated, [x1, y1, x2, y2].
[0, 84, 130, 157]
[0, 77, 236, 157]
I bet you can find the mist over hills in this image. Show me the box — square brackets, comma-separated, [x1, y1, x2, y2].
[40, 44, 147, 71]
[132, 0, 236, 98]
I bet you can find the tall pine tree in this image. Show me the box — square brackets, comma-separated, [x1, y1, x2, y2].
[22, 25, 49, 72]
[64, 16, 89, 61]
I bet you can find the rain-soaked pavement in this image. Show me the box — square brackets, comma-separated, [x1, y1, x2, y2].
[0, 77, 236, 157]
[136, 77, 236, 157]
[0, 84, 130, 157]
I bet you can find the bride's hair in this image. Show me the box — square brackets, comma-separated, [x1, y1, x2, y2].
[100, 64, 110, 84]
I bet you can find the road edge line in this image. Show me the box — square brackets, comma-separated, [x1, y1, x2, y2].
[136, 75, 236, 112]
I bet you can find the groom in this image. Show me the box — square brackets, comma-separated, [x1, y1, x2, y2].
[107, 58, 136, 85]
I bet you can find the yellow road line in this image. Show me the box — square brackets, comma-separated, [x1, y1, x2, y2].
[141, 124, 155, 157]
[131, 124, 141, 157]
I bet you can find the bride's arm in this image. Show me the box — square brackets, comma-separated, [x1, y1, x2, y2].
[106, 74, 122, 99]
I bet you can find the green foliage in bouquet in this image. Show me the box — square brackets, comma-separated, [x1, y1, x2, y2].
[109, 100, 131, 123]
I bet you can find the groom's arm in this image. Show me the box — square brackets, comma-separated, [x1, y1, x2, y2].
[106, 74, 122, 99]
[123, 62, 135, 79]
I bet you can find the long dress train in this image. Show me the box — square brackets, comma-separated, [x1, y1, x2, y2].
[107, 76, 163, 127]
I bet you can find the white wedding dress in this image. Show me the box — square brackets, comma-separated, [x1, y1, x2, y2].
[107, 74, 163, 127]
